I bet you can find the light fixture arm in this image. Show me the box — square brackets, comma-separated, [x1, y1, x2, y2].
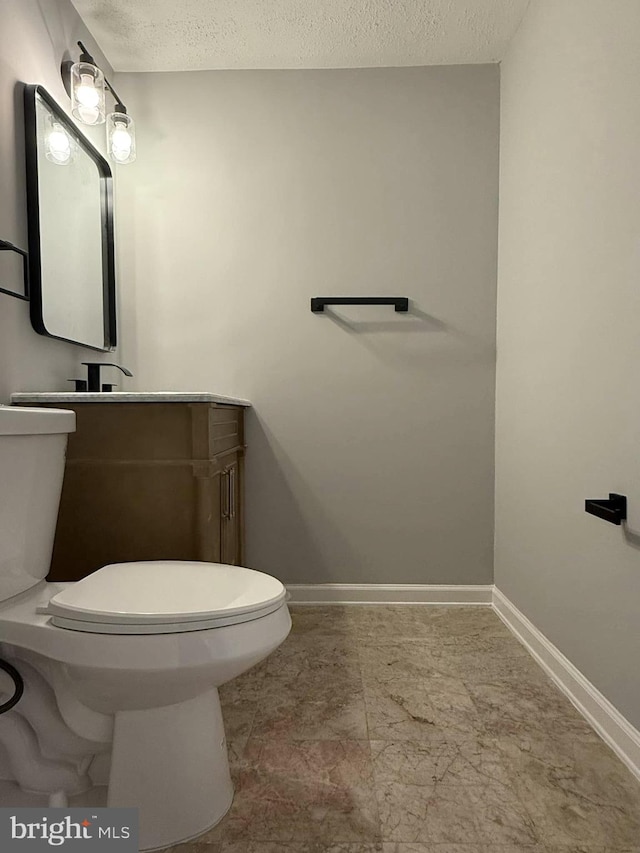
[77, 40, 95, 64]
[105, 82, 127, 114]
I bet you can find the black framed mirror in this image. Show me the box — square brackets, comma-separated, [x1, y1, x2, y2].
[23, 84, 116, 350]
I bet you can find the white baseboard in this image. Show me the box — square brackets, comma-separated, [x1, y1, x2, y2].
[493, 587, 640, 783]
[286, 584, 493, 605]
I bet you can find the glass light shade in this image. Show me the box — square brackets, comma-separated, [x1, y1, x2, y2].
[70, 61, 105, 125]
[107, 112, 136, 164]
[44, 117, 76, 165]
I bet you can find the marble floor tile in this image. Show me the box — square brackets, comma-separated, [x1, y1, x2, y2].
[463, 783, 541, 845]
[381, 845, 546, 853]
[493, 732, 640, 847]
[187, 845, 549, 853]
[219, 662, 269, 747]
[184, 606, 640, 853]
[202, 739, 381, 844]
[426, 632, 531, 657]
[289, 606, 356, 637]
[220, 844, 383, 852]
[376, 779, 539, 845]
[403, 606, 515, 639]
[338, 606, 448, 640]
[219, 659, 268, 702]
[543, 847, 640, 852]
[375, 780, 479, 844]
[267, 633, 362, 679]
[464, 677, 596, 739]
[337, 606, 513, 641]
[370, 739, 512, 788]
[220, 698, 258, 746]
[363, 676, 482, 741]
[252, 674, 368, 740]
[426, 641, 543, 682]
[358, 636, 532, 689]
[382, 845, 484, 853]
[162, 841, 382, 853]
[370, 740, 539, 846]
[358, 640, 453, 683]
[224, 739, 252, 774]
[382, 842, 547, 853]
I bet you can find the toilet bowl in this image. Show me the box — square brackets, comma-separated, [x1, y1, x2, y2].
[0, 406, 291, 850]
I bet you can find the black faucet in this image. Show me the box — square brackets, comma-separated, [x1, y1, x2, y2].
[80, 362, 133, 392]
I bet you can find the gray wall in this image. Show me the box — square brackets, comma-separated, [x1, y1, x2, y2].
[0, 0, 116, 403]
[496, 0, 640, 729]
[116, 65, 500, 585]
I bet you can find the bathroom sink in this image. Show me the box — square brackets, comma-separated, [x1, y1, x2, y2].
[10, 391, 251, 406]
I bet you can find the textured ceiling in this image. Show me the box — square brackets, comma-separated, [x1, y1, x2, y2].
[70, 0, 531, 72]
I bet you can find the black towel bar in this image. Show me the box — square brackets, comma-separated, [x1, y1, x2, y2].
[311, 296, 409, 313]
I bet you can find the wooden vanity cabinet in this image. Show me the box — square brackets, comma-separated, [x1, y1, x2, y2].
[38, 402, 245, 581]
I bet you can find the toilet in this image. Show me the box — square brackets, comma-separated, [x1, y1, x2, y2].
[0, 405, 291, 850]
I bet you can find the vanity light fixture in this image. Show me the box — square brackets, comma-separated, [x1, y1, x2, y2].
[62, 41, 136, 164]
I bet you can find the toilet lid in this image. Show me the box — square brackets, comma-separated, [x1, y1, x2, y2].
[46, 561, 287, 633]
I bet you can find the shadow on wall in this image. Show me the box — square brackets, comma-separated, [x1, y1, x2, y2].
[322, 303, 448, 335]
[622, 525, 640, 552]
[35, 0, 62, 54]
[316, 300, 496, 371]
[243, 410, 361, 585]
[12, 83, 26, 225]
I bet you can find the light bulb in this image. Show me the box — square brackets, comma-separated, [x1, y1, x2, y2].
[46, 122, 72, 164]
[111, 124, 132, 161]
[77, 104, 100, 124]
[76, 74, 100, 108]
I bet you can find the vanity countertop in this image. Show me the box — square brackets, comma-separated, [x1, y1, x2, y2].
[11, 391, 252, 407]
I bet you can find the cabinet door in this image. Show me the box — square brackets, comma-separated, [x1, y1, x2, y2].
[195, 467, 223, 564]
[220, 452, 242, 566]
[51, 460, 205, 581]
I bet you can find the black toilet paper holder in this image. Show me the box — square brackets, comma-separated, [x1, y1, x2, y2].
[585, 493, 627, 525]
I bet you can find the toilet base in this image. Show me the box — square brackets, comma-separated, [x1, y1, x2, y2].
[107, 687, 233, 851]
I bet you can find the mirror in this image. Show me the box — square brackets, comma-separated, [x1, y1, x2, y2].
[23, 85, 116, 350]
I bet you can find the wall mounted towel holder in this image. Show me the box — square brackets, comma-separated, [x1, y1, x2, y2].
[311, 296, 409, 313]
[585, 493, 627, 525]
[0, 240, 29, 300]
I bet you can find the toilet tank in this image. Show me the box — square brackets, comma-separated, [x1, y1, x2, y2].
[0, 406, 76, 602]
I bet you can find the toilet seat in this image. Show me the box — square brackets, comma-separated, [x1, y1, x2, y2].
[45, 561, 287, 635]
